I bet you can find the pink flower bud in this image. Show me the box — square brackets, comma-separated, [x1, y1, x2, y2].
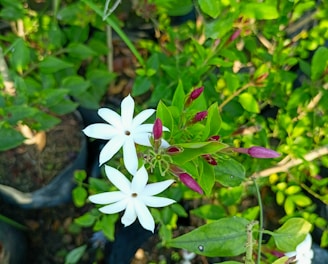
[192, 111, 208, 123]
[190, 86, 204, 100]
[247, 146, 280, 158]
[178, 173, 203, 194]
[166, 146, 183, 155]
[202, 154, 217, 166]
[185, 87, 204, 106]
[153, 118, 163, 140]
[228, 29, 241, 42]
[208, 135, 220, 141]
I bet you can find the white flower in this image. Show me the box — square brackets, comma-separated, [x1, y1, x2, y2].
[89, 165, 176, 232]
[83, 94, 155, 174]
[285, 234, 314, 264]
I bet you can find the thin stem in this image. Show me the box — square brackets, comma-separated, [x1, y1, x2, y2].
[218, 82, 253, 111]
[253, 178, 263, 264]
[81, 0, 145, 67]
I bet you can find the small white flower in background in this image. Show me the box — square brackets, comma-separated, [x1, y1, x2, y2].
[89, 165, 176, 232]
[83, 94, 155, 174]
[285, 234, 314, 264]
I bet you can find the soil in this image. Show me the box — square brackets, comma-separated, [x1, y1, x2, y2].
[0, 113, 83, 192]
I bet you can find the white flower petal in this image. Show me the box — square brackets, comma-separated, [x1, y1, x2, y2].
[134, 132, 152, 146]
[83, 124, 118, 139]
[121, 95, 134, 129]
[105, 166, 131, 194]
[143, 180, 175, 196]
[121, 199, 137, 227]
[142, 196, 176, 207]
[131, 166, 148, 193]
[98, 108, 123, 130]
[99, 136, 126, 165]
[160, 139, 170, 148]
[123, 137, 138, 174]
[98, 199, 128, 214]
[134, 199, 155, 232]
[134, 124, 154, 134]
[89, 191, 125, 204]
[132, 109, 155, 128]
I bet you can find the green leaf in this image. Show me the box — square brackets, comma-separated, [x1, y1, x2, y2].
[172, 141, 227, 164]
[157, 101, 174, 132]
[272, 218, 312, 252]
[171, 80, 185, 112]
[38, 56, 73, 73]
[198, 160, 215, 195]
[0, 127, 25, 150]
[100, 214, 119, 241]
[198, 0, 221, 18]
[74, 213, 96, 227]
[205, 17, 234, 39]
[272, 257, 290, 264]
[61, 76, 91, 97]
[72, 186, 88, 208]
[167, 217, 249, 257]
[238, 92, 260, 113]
[215, 158, 246, 187]
[311, 47, 328, 81]
[32, 112, 60, 131]
[10, 38, 30, 73]
[132, 75, 152, 96]
[67, 43, 97, 60]
[202, 102, 221, 140]
[65, 244, 87, 264]
[191, 204, 226, 220]
[240, 3, 279, 20]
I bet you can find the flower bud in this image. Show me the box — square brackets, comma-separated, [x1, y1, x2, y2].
[185, 86, 204, 106]
[153, 118, 163, 140]
[228, 29, 241, 43]
[166, 146, 183, 155]
[178, 173, 203, 194]
[247, 146, 280, 158]
[192, 111, 208, 123]
[202, 154, 217, 166]
[208, 135, 220, 141]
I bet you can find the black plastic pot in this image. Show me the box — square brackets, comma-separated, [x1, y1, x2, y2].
[0, 112, 88, 209]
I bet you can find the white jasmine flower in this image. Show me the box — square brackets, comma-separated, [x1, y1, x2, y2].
[83, 94, 155, 174]
[89, 165, 176, 232]
[285, 234, 314, 264]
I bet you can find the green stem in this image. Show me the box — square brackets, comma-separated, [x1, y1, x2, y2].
[81, 0, 145, 67]
[245, 220, 257, 264]
[0, 214, 27, 230]
[253, 178, 263, 264]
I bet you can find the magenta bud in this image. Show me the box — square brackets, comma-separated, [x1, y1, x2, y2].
[228, 29, 241, 42]
[190, 86, 204, 100]
[193, 111, 208, 123]
[153, 118, 163, 140]
[185, 87, 204, 106]
[166, 146, 183, 155]
[208, 135, 220, 141]
[179, 173, 203, 194]
[202, 154, 217, 166]
[248, 146, 280, 159]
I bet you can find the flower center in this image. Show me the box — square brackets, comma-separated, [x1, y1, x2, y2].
[125, 130, 131, 136]
[131, 193, 138, 197]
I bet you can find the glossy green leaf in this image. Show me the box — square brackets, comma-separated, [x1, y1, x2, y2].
[61, 76, 91, 97]
[38, 56, 73, 73]
[191, 204, 226, 220]
[203, 102, 221, 140]
[67, 43, 96, 60]
[74, 213, 96, 227]
[72, 186, 88, 208]
[156, 101, 175, 133]
[311, 47, 328, 80]
[272, 257, 290, 264]
[240, 3, 279, 20]
[198, 160, 215, 195]
[215, 158, 246, 187]
[238, 92, 260, 113]
[272, 218, 312, 252]
[0, 127, 25, 151]
[198, 0, 221, 18]
[172, 80, 185, 111]
[10, 38, 30, 73]
[132, 75, 152, 96]
[167, 217, 249, 257]
[65, 244, 87, 264]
